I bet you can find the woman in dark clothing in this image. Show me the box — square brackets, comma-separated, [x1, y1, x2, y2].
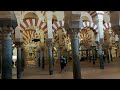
[60, 56, 67, 73]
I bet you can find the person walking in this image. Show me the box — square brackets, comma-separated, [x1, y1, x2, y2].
[59, 56, 67, 73]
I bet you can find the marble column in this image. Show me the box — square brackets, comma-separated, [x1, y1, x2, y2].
[69, 29, 81, 79]
[0, 47, 2, 73]
[105, 45, 109, 63]
[86, 49, 88, 60]
[46, 11, 54, 75]
[15, 41, 23, 79]
[115, 35, 119, 57]
[1, 27, 12, 79]
[109, 48, 113, 61]
[64, 49, 67, 63]
[41, 48, 45, 69]
[37, 49, 40, 67]
[66, 50, 69, 62]
[21, 48, 25, 72]
[95, 49, 97, 60]
[96, 11, 104, 69]
[88, 49, 91, 62]
[47, 38, 53, 75]
[98, 44, 104, 69]
[91, 46, 96, 64]
[115, 48, 117, 57]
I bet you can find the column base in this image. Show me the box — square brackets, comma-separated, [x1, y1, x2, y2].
[17, 71, 24, 79]
[100, 65, 104, 69]
[99, 54, 104, 69]
[2, 75, 12, 79]
[17, 77, 22, 79]
[93, 61, 95, 65]
[17, 74, 22, 79]
[73, 75, 81, 79]
[49, 70, 53, 75]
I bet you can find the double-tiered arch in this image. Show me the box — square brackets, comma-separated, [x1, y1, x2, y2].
[80, 21, 98, 48]
[18, 18, 47, 46]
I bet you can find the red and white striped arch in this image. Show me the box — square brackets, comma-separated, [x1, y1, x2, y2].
[86, 11, 110, 18]
[53, 33, 59, 43]
[81, 21, 98, 34]
[103, 22, 113, 41]
[53, 32, 67, 45]
[52, 21, 64, 32]
[44, 21, 65, 34]
[19, 18, 47, 32]
[80, 29, 92, 46]
[66, 36, 70, 45]
[22, 30, 40, 46]
[103, 22, 111, 30]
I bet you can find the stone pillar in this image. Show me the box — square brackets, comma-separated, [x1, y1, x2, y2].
[86, 49, 88, 60]
[69, 29, 81, 79]
[41, 48, 45, 69]
[88, 49, 91, 62]
[64, 49, 67, 63]
[118, 36, 120, 57]
[95, 49, 97, 60]
[0, 47, 2, 73]
[0, 48, 2, 73]
[105, 45, 109, 63]
[46, 11, 53, 75]
[91, 46, 96, 64]
[15, 40, 23, 79]
[66, 50, 69, 62]
[47, 38, 53, 75]
[37, 49, 40, 67]
[23, 49, 27, 67]
[81, 50, 83, 58]
[115, 48, 117, 57]
[21, 48, 25, 72]
[96, 11, 104, 69]
[98, 44, 104, 69]
[115, 34, 119, 57]
[64, 11, 82, 79]
[1, 27, 13, 79]
[109, 47, 113, 61]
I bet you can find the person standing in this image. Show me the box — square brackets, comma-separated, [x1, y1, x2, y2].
[59, 56, 67, 73]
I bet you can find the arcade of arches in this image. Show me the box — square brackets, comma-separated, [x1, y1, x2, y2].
[0, 11, 120, 79]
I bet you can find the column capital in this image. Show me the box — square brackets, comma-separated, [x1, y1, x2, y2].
[15, 42, 23, 47]
[67, 28, 79, 39]
[46, 11, 53, 20]
[67, 28, 79, 34]
[1, 26, 14, 32]
[96, 11, 104, 21]
[47, 38, 53, 47]
[96, 11, 104, 15]
[14, 38, 23, 47]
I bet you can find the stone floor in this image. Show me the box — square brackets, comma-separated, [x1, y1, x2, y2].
[12, 57, 120, 79]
